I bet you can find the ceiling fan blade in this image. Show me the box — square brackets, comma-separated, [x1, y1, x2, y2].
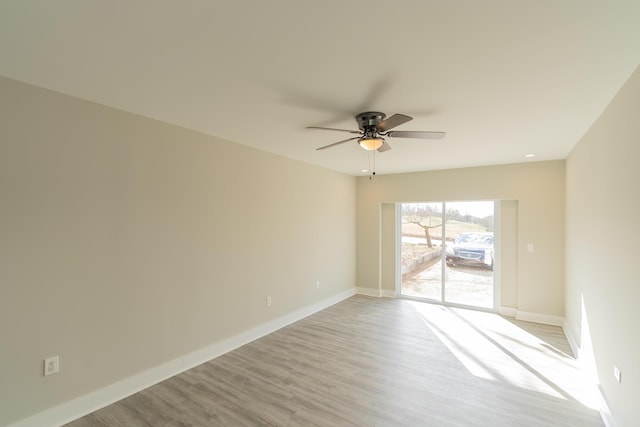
[386, 130, 446, 139]
[307, 126, 360, 134]
[316, 136, 360, 151]
[377, 141, 392, 152]
[375, 113, 412, 132]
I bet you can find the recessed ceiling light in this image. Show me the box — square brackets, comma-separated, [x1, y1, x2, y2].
[524, 154, 536, 158]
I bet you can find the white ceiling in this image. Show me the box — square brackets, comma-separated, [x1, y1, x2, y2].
[1, 1, 639, 176]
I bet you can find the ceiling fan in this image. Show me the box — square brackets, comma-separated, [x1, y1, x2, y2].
[307, 112, 445, 152]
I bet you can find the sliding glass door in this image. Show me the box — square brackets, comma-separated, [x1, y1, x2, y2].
[401, 202, 444, 300]
[400, 201, 495, 309]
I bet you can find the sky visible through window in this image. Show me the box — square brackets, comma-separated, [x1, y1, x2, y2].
[446, 201, 494, 219]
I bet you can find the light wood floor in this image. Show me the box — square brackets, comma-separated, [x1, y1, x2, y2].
[66, 296, 603, 426]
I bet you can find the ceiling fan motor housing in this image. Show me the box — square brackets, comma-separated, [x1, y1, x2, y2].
[356, 112, 386, 131]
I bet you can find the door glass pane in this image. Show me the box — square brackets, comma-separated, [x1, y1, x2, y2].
[443, 201, 495, 308]
[401, 202, 444, 300]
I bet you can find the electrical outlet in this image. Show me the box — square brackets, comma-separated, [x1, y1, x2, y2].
[614, 366, 622, 383]
[527, 243, 535, 253]
[316, 281, 320, 289]
[266, 296, 272, 307]
[44, 356, 59, 376]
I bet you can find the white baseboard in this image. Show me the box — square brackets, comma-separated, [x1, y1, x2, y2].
[562, 320, 580, 358]
[355, 286, 381, 297]
[484, 306, 564, 327]
[10, 288, 357, 427]
[515, 310, 564, 326]
[381, 289, 396, 298]
[595, 385, 617, 427]
[355, 287, 396, 298]
[498, 306, 517, 317]
[562, 321, 616, 427]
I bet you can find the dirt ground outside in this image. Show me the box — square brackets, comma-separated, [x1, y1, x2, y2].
[402, 243, 493, 309]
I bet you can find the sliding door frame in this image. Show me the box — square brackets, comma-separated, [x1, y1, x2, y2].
[395, 201, 501, 313]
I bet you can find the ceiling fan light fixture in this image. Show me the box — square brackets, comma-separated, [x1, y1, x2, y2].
[359, 136, 384, 151]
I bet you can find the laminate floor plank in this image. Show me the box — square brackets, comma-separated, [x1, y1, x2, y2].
[66, 296, 603, 426]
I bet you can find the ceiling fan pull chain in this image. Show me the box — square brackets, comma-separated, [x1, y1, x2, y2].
[373, 151, 376, 177]
[368, 151, 376, 180]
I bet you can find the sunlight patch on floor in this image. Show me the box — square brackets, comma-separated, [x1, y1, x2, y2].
[408, 300, 601, 409]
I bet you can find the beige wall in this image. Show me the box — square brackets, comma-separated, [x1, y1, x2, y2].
[499, 200, 519, 308]
[356, 161, 565, 315]
[0, 77, 356, 425]
[380, 203, 397, 292]
[565, 66, 640, 426]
